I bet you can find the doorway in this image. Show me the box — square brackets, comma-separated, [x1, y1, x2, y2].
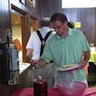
[11, 9, 23, 62]
[11, 4, 38, 63]
[11, 4, 29, 63]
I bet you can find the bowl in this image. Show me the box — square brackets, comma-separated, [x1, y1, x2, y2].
[57, 81, 87, 96]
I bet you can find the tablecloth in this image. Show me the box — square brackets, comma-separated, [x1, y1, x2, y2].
[11, 87, 96, 96]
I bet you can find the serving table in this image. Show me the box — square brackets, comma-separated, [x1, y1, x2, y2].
[11, 87, 96, 96]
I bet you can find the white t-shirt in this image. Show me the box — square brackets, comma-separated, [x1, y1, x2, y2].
[26, 27, 55, 60]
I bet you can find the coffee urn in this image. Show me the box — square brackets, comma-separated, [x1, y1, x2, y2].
[0, 29, 20, 85]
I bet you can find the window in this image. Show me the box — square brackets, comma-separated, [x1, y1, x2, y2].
[62, 0, 96, 8]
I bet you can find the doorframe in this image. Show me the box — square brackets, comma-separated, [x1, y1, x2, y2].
[11, 4, 38, 62]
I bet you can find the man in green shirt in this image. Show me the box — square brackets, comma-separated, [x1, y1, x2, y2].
[35, 13, 90, 86]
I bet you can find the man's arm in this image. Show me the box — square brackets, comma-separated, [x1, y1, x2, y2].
[79, 49, 90, 69]
[84, 49, 90, 63]
[34, 58, 47, 67]
[26, 48, 33, 58]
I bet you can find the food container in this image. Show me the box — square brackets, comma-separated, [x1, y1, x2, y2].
[57, 81, 87, 96]
[56, 71, 75, 88]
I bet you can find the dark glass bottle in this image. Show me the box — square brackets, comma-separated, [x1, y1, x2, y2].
[33, 76, 48, 96]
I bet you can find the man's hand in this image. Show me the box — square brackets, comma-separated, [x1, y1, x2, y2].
[32, 58, 47, 67]
[77, 61, 87, 69]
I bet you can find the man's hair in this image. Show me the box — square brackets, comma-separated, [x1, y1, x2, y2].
[39, 17, 51, 27]
[68, 21, 74, 29]
[50, 13, 68, 24]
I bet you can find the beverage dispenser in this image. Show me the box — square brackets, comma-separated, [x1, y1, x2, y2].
[0, 29, 20, 85]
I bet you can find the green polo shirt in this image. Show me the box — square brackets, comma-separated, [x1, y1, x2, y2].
[42, 28, 90, 81]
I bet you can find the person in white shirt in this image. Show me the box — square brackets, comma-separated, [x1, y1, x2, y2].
[26, 17, 55, 87]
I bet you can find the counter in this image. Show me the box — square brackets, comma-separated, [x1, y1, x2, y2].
[17, 62, 33, 88]
[19, 62, 31, 74]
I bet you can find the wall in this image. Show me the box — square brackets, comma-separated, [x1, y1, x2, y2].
[36, 0, 62, 20]
[37, 0, 96, 45]
[12, 26, 22, 44]
[62, 8, 96, 45]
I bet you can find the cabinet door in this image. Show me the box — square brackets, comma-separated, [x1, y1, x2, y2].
[0, 0, 11, 96]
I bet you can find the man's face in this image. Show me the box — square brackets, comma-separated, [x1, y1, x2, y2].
[52, 21, 68, 37]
